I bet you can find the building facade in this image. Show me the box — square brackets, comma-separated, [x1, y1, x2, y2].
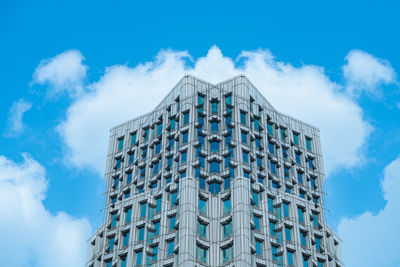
[87, 75, 342, 267]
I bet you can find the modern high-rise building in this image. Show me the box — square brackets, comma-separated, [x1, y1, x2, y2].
[87, 75, 342, 267]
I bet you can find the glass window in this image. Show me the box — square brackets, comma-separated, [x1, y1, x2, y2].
[196, 245, 207, 263]
[155, 143, 161, 154]
[209, 182, 221, 194]
[283, 202, 290, 218]
[224, 177, 230, 190]
[282, 147, 288, 159]
[269, 221, 276, 236]
[198, 95, 204, 106]
[198, 113, 204, 126]
[270, 161, 277, 174]
[210, 161, 220, 173]
[197, 220, 207, 238]
[317, 260, 324, 267]
[271, 245, 279, 261]
[280, 128, 286, 140]
[284, 166, 290, 178]
[125, 207, 132, 223]
[116, 159, 121, 170]
[170, 192, 177, 206]
[123, 231, 129, 246]
[210, 141, 219, 152]
[181, 151, 187, 164]
[223, 198, 231, 214]
[285, 226, 292, 241]
[222, 245, 233, 263]
[268, 197, 274, 212]
[108, 236, 114, 250]
[199, 198, 207, 215]
[295, 152, 301, 164]
[111, 213, 117, 227]
[118, 138, 124, 151]
[293, 132, 299, 145]
[241, 131, 247, 143]
[287, 251, 294, 266]
[312, 213, 319, 228]
[311, 177, 317, 189]
[153, 161, 159, 174]
[300, 231, 307, 247]
[254, 118, 260, 130]
[298, 207, 304, 223]
[121, 257, 126, 267]
[254, 216, 260, 230]
[129, 152, 134, 164]
[223, 221, 232, 237]
[141, 148, 147, 159]
[303, 255, 309, 267]
[255, 240, 262, 255]
[183, 111, 189, 125]
[135, 250, 142, 266]
[225, 95, 232, 106]
[156, 197, 162, 212]
[267, 122, 273, 135]
[199, 177, 206, 190]
[169, 216, 176, 230]
[242, 151, 248, 164]
[268, 142, 274, 154]
[298, 172, 303, 184]
[131, 132, 137, 146]
[240, 111, 246, 125]
[308, 158, 314, 169]
[252, 191, 259, 207]
[182, 131, 188, 144]
[170, 118, 175, 130]
[315, 236, 321, 251]
[243, 170, 250, 179]
[211, 121, 219, 132]
[167, 240, 174, 256]
[211, 101, 218, 114]
[143, 128, 149, 141]
[140, 203, 146, 218]
[306, 138, 312, 151]
[138, 226, 144, 241]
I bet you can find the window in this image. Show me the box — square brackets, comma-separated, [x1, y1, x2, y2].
[243, 151, 249, 164]
[126, 172, 132, 184]
[252, 191, 259, 207]
[118, 138, 124, 151]
[199, 177, 206, 190]
[153, 161, 159, 174]
[267, 122, 273, 135]
[300, 231, 307, 247]
[210, 140, 219, 153]
[154, 143, 161, 154]
[255, 240, 263, 255]
[303, 255, 309, 267]
[156, 197, 162, 213]
[225, 95, 232, 106]
[123, 231, 129, 246]
[284, 166, 290, 178]
[222, 244, 233, 263]
[209, 182, 221, 194]
[282, 147, 288, 159]
[108, 236, 114, 251]
[223, 198, 231, 214]
[241, 131, 247, 143]
[111, 213, 117, 227]
[287, 251, 294, 266]
[182, 131, 188, 144]
[121, 256, 127, 267]
[312, 213, 319, 228]
[283, 202, 290, 218]
[268, 142, 275, 154]
[170, 118, 176, 130]
[141, 147, 147, 160]
[268, 197, 274, 213]
[116, 159, 121, 170]
[298, 172, 304, 184]
[170, 192, 177, 206]
[125, 207, 132, 223]
[143, 128, 149, 141]
[280, 128, 286, 140]
[156, 122, 163, 136]
[298, 207, 305, 223]
[317, 260, 324, 267]
[211, 101, 218, 114]
[198, 94, 204, 106]
[183, 111, 189, 125]
[131, 132, 137, 146]
[169, 216, 176, 231]
[285, 226, 292, 241]
[140, 203, 146, 218]
[315, 236, 321, 252]
[295, 152, 301, 164]
[308, 157, 315, 169]
[181, 151, 187, 164]
[169, 138, 174, 149]
[240, 111, 246, 125]
[128, 152, 134, 164]
[135, 250, 142, 266]
[211, 121, 219, 132]
[269, 221, 276, 236]
[196, 245, 207, 263]
[270, 161, 277, 174]
[224, 177, 230, 190]
[306, 137, 312, 151]
[111, 196, 117, 204]
[198, 113, 205, 126]
[311, 177, 317, 189]
[138, 226, 144, 241]
[254, 216, 260, 230]
[223, 220, 232, 237]
[167, 240, 174, 256]
[271, 245, 279, 262]
[293, 132, 299, 146]
[210, 161, 220, 173]
[197, 220, 207, 238]
[199, 198, 207, 215]
[254, 118, 260, 130]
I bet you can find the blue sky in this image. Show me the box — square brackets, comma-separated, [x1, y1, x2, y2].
[1, 1, 400, 266]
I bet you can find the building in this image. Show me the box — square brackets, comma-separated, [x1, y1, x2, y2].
[87, 75, 342, 267]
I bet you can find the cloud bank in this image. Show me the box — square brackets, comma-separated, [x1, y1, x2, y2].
[47, 46, 372, 176]
[343, 49, 396, 97]
[0, 153, 91, 267]
[33, 49, 87, 98]
[338, 155, 400, 266]
[4, 98, 32, 137]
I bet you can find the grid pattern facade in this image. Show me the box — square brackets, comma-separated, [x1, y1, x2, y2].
[87, 75, 342, 267]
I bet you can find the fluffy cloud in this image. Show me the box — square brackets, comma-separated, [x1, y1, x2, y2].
[33, 49, 87, 98]
[343, 49, 396, 97]
[338, 155, 400, 266]
[4, 98, 32, 137]
[0, 153, 91, 267]
[53, 46, 371, 175]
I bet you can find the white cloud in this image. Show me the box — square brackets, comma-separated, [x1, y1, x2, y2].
[4, 98, 32, 137]
[33, 49, 87, 98]
[56, 46, 371, 175]
[343, 49, 396, 97]
[0, 153, 91, 267]
[338, 155, 400, 267]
